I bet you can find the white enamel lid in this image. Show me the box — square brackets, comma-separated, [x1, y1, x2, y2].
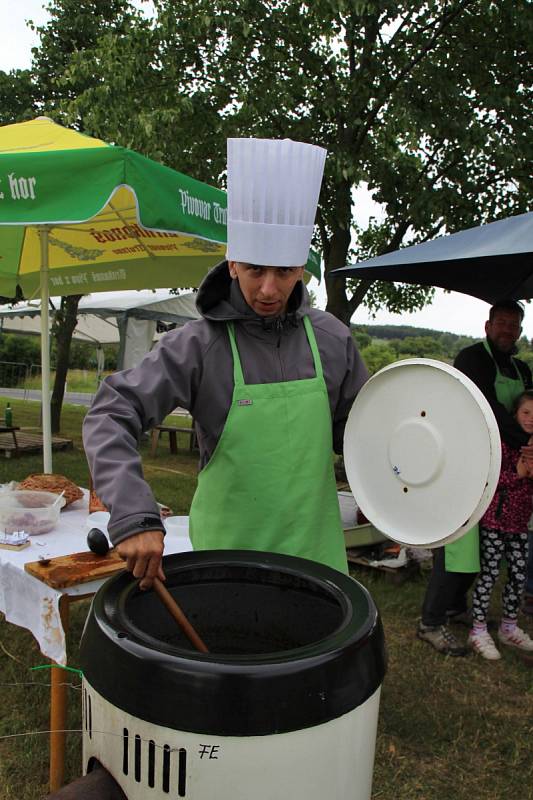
[343, 358, 502, 548]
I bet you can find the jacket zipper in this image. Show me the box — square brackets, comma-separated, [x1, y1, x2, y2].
[276, 318, 284, 379]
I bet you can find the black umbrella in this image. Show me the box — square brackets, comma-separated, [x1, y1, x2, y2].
[333, 211, 533, 304]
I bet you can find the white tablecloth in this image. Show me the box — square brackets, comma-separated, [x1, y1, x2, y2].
[0, 490, 191, 665]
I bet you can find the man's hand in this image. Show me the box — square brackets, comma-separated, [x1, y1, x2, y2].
[116, 530, 165, 590]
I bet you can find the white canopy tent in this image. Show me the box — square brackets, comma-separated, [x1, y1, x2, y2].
[0, 290, 200, 372]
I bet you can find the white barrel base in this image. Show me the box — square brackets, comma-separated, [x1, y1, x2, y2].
[82, 680, 381, 800]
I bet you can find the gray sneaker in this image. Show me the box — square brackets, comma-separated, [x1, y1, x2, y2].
[417, 622, 468, 656]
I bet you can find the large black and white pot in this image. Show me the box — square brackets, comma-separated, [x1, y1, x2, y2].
[80, 551, 386, 800]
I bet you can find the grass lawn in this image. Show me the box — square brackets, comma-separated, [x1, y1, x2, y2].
[22, 369, 113, 394]
[0, 399, 532, 798]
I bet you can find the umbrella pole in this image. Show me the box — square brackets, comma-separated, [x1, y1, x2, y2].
[38, 226, 53, 473]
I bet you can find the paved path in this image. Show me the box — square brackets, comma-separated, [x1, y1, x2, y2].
[0, 387, 95, 407]
[0, 387, 189, 415]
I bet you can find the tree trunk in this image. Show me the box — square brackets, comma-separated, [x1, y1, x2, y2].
[50, 295, 82, 434]
[321, 177, 355, 326]
[323, 215, 413, 325]
[324, 225, 352, 325]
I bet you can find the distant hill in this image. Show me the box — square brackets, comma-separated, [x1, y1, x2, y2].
[353, 323, 478, 343]
[350, 323, 532, 376]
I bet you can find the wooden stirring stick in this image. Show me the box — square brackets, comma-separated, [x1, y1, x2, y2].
[153, 577, 209, 653]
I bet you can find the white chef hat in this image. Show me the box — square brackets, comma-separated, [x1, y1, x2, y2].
[226, 137, 327, 267]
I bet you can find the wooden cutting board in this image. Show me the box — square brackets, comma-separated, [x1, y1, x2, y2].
[25, 549, 125, 589]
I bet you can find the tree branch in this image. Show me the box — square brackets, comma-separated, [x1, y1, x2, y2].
[353, 0, 478, 152]
[346, 216, 412, 316]
[347, 278, 373, 314]
[316, 207, 331, 265]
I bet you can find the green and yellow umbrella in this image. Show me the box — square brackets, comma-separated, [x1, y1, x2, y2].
[0, 117, 321, 470]
[0, 116, 231, 297]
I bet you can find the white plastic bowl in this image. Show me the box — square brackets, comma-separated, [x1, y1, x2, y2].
[86, 511, 111, 533]
[163, 515, 192, 550]
[164, 515, 189, 536]
[0, 490, 66, 535]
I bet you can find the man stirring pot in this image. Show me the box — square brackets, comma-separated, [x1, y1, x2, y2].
[83, 138, 368, 587]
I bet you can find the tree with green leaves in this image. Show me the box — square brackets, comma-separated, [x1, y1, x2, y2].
[358, 341, 398, 374]
[61, 0, 532, 325]
[31, 0, 142, 432]
[0, 70, 35, 127]
[0, 0, 138, 431]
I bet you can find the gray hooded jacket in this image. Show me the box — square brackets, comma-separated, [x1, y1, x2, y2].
[83, 262, 368, 544]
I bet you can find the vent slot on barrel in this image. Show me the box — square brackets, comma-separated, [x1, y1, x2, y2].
[148, 739, 155, 788]
[134, 734, 142, 782]
[87, 692, 92, 739]
[178, 747, 187, 797]
[122, 728, 129, 776]
[162, 743, 170, 793]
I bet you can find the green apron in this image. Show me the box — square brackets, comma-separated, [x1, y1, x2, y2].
[189, 316, 348, 573]
[445, 339, 525, 572]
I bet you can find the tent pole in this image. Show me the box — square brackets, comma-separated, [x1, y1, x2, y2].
[38, 226, 53, 473]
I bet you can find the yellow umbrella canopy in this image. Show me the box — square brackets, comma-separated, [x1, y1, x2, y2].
[0, 117, 230, 297]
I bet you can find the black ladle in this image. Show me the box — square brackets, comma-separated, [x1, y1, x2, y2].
[86, 527, 110, 556]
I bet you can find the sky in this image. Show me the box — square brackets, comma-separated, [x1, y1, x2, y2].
[1, 1, 529, 340]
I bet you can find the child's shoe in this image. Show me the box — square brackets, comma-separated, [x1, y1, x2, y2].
[468, 630, 501, 660]
[498, 625, 533, 652]
[417, 622, 468, 656]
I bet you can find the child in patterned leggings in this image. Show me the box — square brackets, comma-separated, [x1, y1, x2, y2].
[469, 390, 533, 660]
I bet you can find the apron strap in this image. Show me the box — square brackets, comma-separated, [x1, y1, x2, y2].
[227, 322, 245, 387]
[482, 338, 521, 381]
[303, 316, 323, 380]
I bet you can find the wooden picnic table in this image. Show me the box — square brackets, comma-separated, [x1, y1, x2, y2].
[0, 425, 20, 454]
[0, 427, 72, 458]
[150, 421, 197, 456]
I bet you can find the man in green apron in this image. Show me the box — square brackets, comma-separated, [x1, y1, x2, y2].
[83, 138, 368, 587]
[417, 300, 533, 655]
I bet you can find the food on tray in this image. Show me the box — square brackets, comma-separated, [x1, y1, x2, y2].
[18, 473, 83, 507]
[89, 487, 107, 513]
[88, 474, 107, 513]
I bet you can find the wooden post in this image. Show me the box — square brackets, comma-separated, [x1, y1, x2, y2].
[49, 595, 70, 792]
[150, 427, 161, 457]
